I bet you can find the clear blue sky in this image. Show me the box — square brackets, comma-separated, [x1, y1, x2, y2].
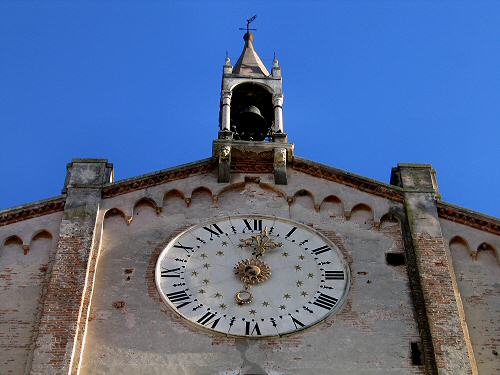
[1, 1, 499, 217]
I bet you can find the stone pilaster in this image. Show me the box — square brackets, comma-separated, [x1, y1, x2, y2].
[391, 164, 477, 375]
[29, 159, 113, 375]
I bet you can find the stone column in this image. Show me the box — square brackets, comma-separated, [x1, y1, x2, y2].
[272, 94, 284, 133]
[391, 164, 477, 375]
[220, 90, 232, 131]
[29, 159, 113, 375]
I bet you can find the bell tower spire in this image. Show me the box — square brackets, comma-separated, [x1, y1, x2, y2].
[214, 17, 293, 185]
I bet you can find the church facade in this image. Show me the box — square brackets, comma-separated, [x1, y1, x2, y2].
[0, 30, 498, 375]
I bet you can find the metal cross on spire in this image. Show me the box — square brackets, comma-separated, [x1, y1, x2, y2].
[239, 15, 257, 33]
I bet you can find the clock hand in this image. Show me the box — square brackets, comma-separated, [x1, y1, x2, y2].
[239, 226, 282, 258]
[233, 257, 272, 305]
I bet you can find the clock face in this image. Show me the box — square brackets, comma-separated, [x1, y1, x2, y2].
[155, 215, 350, 337]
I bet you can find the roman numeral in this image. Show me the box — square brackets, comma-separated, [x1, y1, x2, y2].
[311, 245, 331, 255]
[285, 227, 297, 238]
[312, 293, 338, 310]
[203, 224, 224, 237]
[243, 219, 262, 232]
[196, 312, 221, 329]
[245, 321, 262, 336]
[290, 315, 305, 329]
[173, 242, 194, 253]
[325, 271, 344, 280]
[161, 268, 181, 278]
[166, 290, 192, 309]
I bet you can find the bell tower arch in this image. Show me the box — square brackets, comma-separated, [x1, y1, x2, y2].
[214, 27, 292, 184]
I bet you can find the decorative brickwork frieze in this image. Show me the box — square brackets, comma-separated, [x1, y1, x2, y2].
[293, 158, 405, 203]
[0, 197, 65, 227]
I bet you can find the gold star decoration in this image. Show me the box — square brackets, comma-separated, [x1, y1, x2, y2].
[216, 250, 224, 256]
[198, 289, 205, 294]
[203, 263, 210, 269]
[279, 305, 286, 310]
[191, 271, 198, 277]
[214, 292, 223, 299]
[219, 303, 227, 310]
[283, 293, 291, 299]
[262, 301, 270, 307]
[281, 252, 289, 257]
[200, 253, 208, 258]
[307, 273, 314, 278]
[301, 291, 308, 297]
[202, 279, 209, 285]
[294, 265, 302, 271]
[221, 241, 228, 247]
[298, 255, 305, 260]
[296, 280, 303, 287]
[249, 309, 257, 315]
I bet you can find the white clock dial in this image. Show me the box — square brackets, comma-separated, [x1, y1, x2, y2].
[155, 215, 350, 337]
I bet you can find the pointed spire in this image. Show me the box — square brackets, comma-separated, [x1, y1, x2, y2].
[232, 32, 270, 77]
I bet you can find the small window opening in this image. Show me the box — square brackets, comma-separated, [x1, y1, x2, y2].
[411, 342, 423, 366]
[386, 252, 406, 266]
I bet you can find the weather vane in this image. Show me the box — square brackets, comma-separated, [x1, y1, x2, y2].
[239, 15, 257, 33]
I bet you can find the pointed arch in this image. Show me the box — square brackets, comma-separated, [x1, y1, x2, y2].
[3, 235, 23, 247]
[103, 207, 129, 225]
[163, 189, 187, 212]
[475, 242, 498, 262]
[31, 230, 52, 243]
[449, 236, 472, 259]
[190, 186, 213, 200]
[319, 195, 343, 218]
[133, 197, 161, 216]
[2, 235, 28, 255]
[349, 203, 374, 228]
[379, 212, 400, 230]
[291, 189, 316, 206]
[163, 189, 185, 202]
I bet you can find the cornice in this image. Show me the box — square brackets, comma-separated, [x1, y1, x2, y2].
[101, 158, 216, 198]
[437, 201, 500, 236]
[1, 157, 498, 237]
[292, 157, 405, 203]
[0, 196, 66, 227]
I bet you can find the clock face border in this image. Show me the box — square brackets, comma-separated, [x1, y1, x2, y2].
[155, 214, 351, 338]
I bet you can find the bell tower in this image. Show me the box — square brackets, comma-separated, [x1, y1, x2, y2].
[214, 20, 293, 184]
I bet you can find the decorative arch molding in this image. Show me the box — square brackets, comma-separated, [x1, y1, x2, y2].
[379, 212, 401, 230]
[289, 189, 317, 211]
[3, 235, 29, 255]
[348, 203, 374, 229]
[229, 81, 275, 94]
[190, 186, 215, 204]
[319, 195, 344, 218]
[163, 189, 189, 210]
[133, 197, 162, 216]
[103, 207, 130, 226]
[31, 229, 53, 243]
[215, 180, 287, 202]
[449, 236, 473, 258]
[474, 242, 498, 262]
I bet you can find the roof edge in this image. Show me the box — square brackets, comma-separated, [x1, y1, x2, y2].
[0, 195, 66, 227]
[292, 157, 405, 202]
[101, 158, 216, 198]
[437, 201, 500, 235]
[1, 157, 498, 236]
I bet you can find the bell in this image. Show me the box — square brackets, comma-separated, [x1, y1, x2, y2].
[236, 105, 269, 141]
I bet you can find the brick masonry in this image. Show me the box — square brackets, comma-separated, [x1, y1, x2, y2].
[28, 160, 112, 375]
